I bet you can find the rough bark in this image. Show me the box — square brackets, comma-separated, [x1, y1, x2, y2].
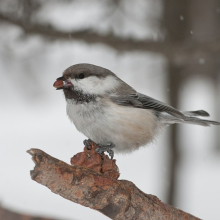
[27, 148, 201, 220]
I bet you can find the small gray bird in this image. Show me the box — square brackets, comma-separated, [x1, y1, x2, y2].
[53, 63, 220, 158]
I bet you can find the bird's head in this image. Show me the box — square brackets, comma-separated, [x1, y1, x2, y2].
[53, 64, 121, 99]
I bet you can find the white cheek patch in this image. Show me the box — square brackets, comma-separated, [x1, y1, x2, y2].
[70, 75, 120, 95]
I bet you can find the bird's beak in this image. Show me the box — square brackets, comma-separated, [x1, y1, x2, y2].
[53, 76, 73, 90]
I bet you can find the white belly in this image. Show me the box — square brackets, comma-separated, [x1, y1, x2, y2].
[66, 99, 160, 153]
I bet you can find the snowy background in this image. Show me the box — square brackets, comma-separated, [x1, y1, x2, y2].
[0, 1, 220, 219]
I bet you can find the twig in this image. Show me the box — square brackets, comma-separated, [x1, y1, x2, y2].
[1, 13, 220, 65]
[27, 148, 201, 220]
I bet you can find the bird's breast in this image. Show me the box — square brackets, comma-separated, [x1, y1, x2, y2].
[66, 99, 160, 153]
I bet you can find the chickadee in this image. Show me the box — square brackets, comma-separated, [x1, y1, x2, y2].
[53, 63, 220, 159]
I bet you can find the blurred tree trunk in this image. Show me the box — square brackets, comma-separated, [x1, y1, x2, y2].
[190, 0, 220, 152]
[163, 0, 190, 206]
[163, 0, 220, 205]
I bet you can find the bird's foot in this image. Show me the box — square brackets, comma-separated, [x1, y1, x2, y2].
[83, 139, 115, 159]
[83, 139, 93, 150]
[95, 143, 115, 160]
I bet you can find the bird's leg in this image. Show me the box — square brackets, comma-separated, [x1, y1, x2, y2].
[95, 143, 115, 160]
[83, 139, 115, 159]
[83, 139, 93, 150]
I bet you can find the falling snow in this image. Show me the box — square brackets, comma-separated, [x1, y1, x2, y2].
[199, 58, 205, 64]
[180, 15, 184, 21]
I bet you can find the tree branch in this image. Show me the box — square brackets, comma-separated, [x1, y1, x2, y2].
[27, 148, 201, 220]
[1, 13, 220, 65]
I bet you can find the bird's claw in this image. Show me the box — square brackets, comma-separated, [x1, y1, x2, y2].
[95, 143, 115, 159]
[83, 139, 115, 159]
[107, 149, 114, 160]
[83, 139, 92, 150]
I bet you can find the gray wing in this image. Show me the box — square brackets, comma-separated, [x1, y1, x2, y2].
[110, 92, 185, 119]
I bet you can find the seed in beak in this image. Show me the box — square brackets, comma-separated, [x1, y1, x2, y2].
[53, 79, 64, 89]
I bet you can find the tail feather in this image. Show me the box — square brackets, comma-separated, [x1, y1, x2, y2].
[160, 110, 220, 126]
[182, 110, 220, 126]
[182, 110, 210, 117]
[183, 117, 220, 126]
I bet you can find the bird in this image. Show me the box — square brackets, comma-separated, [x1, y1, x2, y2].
[53, 63, 220, 159]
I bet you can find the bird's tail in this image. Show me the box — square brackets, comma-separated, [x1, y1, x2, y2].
[182, 110, 210, 117]
[183, 116, 220, 126]
[161, 110, 220, 126]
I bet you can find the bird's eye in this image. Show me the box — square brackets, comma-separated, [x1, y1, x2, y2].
[78, 73, 85, 79]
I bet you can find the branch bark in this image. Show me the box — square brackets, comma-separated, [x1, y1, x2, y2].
[1, 13, 220, 65]
[27, 148, 201, 220]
